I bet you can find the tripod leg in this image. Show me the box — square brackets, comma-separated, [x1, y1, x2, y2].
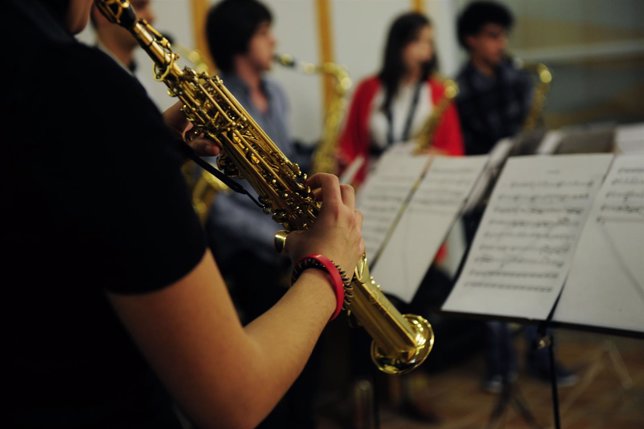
[485, 380, 512, 429]
[511, 387, 543, 429]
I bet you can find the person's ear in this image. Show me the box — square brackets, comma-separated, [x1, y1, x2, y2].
[465, 35, 478, 51]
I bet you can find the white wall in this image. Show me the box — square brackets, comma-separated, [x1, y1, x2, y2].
[80, 0, 464, 142]
[80, 0, 644, 140]
[266, 0, 463, 144]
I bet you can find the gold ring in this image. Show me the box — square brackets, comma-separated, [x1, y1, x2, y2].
[274, 230, 289, 254]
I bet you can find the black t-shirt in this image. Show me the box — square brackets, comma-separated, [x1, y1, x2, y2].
[2, 1, 206, 427]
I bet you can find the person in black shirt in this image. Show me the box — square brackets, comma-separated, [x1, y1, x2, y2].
[3, 1, 364, 428]
[454, 1, 577, 394]
[454, 0, 532, 156]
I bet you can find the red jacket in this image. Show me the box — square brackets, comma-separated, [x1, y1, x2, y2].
[338, 75, 464, 185]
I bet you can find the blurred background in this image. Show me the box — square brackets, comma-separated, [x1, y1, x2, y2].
[79, 0, 644, 145]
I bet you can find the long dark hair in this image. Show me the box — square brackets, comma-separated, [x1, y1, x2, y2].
[378, 12, 437, 112]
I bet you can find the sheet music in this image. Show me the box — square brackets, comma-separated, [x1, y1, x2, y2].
[554, 155, 644, 333]
[463, 138, 513, 213]
[374, 155, 489, 303]
[340, 155, 364, 184]
[442, 154, 614, 320]
[615, 123, 644, 154]
[536, 130, 564, 155]
[357, 149, 429, 261]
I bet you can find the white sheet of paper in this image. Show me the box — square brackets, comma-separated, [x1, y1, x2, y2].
[442, 154, 614, 320]
[357, 149, 430, 262]
[615, 123, 644, 154]
[374, 155, 489, 303]
[463, 138, 512, 213]
[616, 122, 644, 143]
[554, 155, 644, 333]
[537, 130, 564, 155]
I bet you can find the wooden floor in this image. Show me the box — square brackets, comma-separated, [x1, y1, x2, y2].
[314, 329, 644, 429]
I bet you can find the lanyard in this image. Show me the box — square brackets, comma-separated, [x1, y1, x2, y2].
[385, 81, 423, 147]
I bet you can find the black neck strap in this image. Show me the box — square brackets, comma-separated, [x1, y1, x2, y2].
[178, 141, 263, 209]
[386, 80, 423, 146]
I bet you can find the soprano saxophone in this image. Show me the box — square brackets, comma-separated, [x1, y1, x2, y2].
[273, 53, 352, 174]
[96, 0, 433, 375]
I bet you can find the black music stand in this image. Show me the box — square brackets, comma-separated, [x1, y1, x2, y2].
[485, 377, 542, 429]
[484, 325, 558, 429]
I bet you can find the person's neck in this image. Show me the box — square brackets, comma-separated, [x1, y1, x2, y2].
[402, 67, 422, 85]
[98, 34, 135, 69]
[234, 57, 263, 92]
[234, 57, 269, 113]
[470, 55, 496, 78]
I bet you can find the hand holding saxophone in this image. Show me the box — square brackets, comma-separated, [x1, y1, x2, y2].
[282, 173, 364, 279]
[163, 101, 221, 156]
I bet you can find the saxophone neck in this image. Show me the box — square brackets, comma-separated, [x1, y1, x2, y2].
[414, 78, 458, 154]
[274, 53, 352, 94]
[96, 0, 183, 79]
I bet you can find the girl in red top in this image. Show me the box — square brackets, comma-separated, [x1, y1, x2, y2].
[338, 11, 464, 185]
[340, 16, 464, 421]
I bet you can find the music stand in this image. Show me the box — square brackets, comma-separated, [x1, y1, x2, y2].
[485, 377, 542, 429]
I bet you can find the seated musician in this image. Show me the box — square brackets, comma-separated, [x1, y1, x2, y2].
[454, 0, 577, 393]
[337, 11, 464, 187]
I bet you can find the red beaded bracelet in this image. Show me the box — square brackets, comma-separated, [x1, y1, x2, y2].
[291, 254, 349, 320]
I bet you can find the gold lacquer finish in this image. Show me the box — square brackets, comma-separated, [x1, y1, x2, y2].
[519, 61, 552, 131]
[414, 78, 458, 154]
[173, 42, 229, 224]
[96, 0, 433, 374]
[274, 53, 352, 174]
[352, 255, 434, 374]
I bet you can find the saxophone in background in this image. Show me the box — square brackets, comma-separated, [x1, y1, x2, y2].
[96, 0, 434, 375]
[414, 77, 459, 154]
[274, 53, 352, 174]
[517, 59, 553, 131]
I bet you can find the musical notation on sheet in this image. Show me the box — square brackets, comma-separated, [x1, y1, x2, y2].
[357, 150, 429, 260]
[554, 155, 644, 333]
[442, 154, 614, 320]
[374, 156, 489, 303]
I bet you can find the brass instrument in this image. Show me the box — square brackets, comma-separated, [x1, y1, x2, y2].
[96, 0, 433, 375]
[172, 41, 229, 224]
[519, 60, 552, 131]
[414, 78, 459, 154]
[274, 53, 352, 174]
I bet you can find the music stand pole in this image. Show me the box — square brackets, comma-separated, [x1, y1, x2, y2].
[538, 323, 562, 429]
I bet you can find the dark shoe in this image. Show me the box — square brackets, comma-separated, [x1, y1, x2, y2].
[483, 372, 518, 394]
[528, 362, 578, 387]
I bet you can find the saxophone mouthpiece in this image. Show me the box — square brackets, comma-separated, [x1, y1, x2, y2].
[95, 0, 137, 29]
[273, 53, 296, 68]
